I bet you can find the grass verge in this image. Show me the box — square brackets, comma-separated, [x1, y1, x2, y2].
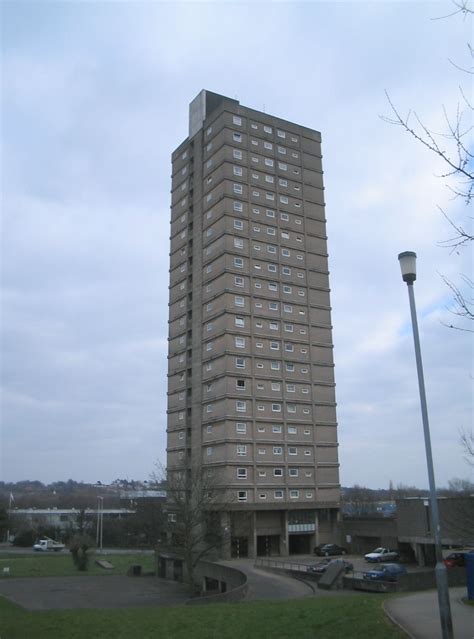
[0, 553, 155, 578]
[0, 595, 406, 639]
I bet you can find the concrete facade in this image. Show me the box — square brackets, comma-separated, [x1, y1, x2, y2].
[167, 90, 340, 558]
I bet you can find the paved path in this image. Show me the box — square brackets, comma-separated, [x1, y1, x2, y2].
[385, 588, 474, 639]
[0, 576, 190, 610]
[223, 560, 314, 600]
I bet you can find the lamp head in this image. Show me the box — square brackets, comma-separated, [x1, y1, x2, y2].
[398, 251, 417, 283]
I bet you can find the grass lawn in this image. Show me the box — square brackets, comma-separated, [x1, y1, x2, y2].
[0, 552, 155, 578]
[0, 595, 406, 639]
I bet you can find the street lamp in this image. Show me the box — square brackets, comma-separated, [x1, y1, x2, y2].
[398, 251, 454, 639]
[96, 496, 104, 552]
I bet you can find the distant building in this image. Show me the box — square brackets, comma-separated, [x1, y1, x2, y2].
[167, 90, 340, 559]
[8, 508, 135, 532]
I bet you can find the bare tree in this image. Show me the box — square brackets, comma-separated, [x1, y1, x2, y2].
[382, 0, 473, 331]
[460, 427, 474, 465]
[153, 463, 232, 591]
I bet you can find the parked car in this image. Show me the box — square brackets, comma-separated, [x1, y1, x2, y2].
[363, 563, 407, 582]
[33, 538, 65, 552]
[314, 543, 347, 557]
[307, 559, 353, 574]
[443, 552, 466, 568]
[364, 547, 399, 563]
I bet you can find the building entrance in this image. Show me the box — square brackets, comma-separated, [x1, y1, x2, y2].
[289, 534, 312, 555]
[257, 535, 280, 557]
[231, 536, 249, 558]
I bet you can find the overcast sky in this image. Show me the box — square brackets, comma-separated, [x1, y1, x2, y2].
[1, 0, 472, 489]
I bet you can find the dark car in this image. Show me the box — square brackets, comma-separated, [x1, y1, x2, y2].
[443, 552, 466, 568]
[314, 543, 347, 557]
[307, 559, 353, 574]
[363, 563, 407, 582]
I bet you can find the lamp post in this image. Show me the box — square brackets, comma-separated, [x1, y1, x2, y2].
[398, 251, 453, 639]
[96, 496, 104, 552]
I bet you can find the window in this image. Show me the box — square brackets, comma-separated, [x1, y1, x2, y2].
[289, 468, 298, 477]
[298, 289, 305, 297]
[252, 190, 260, 197]
[278, 146, 286, 154]
[304, 428, 311, 434]
[265, 175, 274, 183]
[206, 265, 212, 273]
[300, 348, 308, 354]
[272, 403, 281, 412]
[265, 192, 275, 201]
[285, 343, 294, 352]
[269, 302, 278, 310]
[234, 257, 243, 268]
[207, 447, 213, 457]
[251, 173, 259, 180]
[233, 149, 242, 159]
[206, 342, 213, 351]
[258, 448, 266, 455]
[253, 207, 260, 214]
[283, 285, 292, 294]
[237, 445, 247, 456]
[297, 254, 303, 260]
[279, 179, 288, 187]
[270, 341, 280, 350]
[233, 183, 243, 194]
[237, 468, 247, 479]
[291, 152, 298, 159]
[303, 408, 310, 414]
[280, 196, 289, 204]
[288, 426, 297, 434]
[282, 248, 290, 257]
[304, 449, 312, 456]
[274, 490, 284, 499]
[255, 321, 263, 328]
[301, 367, 308, 373]
[287, 404, 296, 413]
[254, 282, 261, 289]
[237, 491, 247, 502]
[256, 341, 263, 348]
[233, 132, 242, 142]
[234, 276, 244, 287]
[264, 142, 273, 150]
[206, 322, 213, 332]
[259, 493, 267, 500]
[256, 362, 264, 368]
[274, 468, 283, 476]
[178, 411, 184, 421]
[206, 423, 212, 432]
[257, 404, 264, 411]
[251, 139, 258, 146]
[182, 150, 188, 160]
[206, 405, 213, 413]
[272, 424, 282, 433]
[270, 361, 280, 370]
[253, 226, 261, 233]
[268, 263, 277, 272]
[251, 157, 259, 163]
[302, 388, 309, 394]
[257, 383, 265, 390]
[287, 383, 295, 392]
[234, 296, 245, 307]
[251, 123, 258, 130]
[233, 115, 242, 126]
[290, 490, 299, 499]
[264, 158, 274, 167]
[234, 201, 243, 212]
[267, 228, 276, 236]
[236, 422, 247, 434]
[289, 447, 297, 455]
[268, 282, 277, 291]
[206, 159, 212, 169]
[206, 126, 212, 135]
[266, 209, 275, 218]
[263, 125, 272, 134]
[278, 162, 287, 170]
[235, 357, 245, 368]
[267, 245, 276, 254]
[234, 238, 244, 249]
[236, 400, 246, 412]
[269, 321, 278, 331]
[235, 316, 245, 327]
[295, 217, 302, 225]
[257, 425, 265, 432]
[277, 130, 286, 138]
[236, 379, 246, 390]
[206, 142, 213, 152]
[271, 382, 281, 391]
[281, 231, 290, 239]
[284, 323, 293, 332]
[235, 336, 245, 348]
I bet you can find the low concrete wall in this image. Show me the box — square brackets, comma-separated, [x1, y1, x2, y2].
[185, 561, 248, 605]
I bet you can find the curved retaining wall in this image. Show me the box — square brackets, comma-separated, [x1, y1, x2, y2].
[185, 561, 248, 605]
